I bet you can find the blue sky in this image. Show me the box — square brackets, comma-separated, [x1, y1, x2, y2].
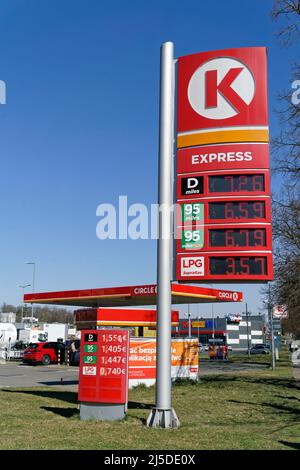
[0, 0, 297, 318]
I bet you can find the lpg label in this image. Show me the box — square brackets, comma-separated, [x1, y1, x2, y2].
[83, 366, 97, 376]
[181, 256, 204, 277]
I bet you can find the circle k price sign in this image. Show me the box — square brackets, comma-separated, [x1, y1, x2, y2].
[78, 329, 129, 404]
[175, 47, 273, 283]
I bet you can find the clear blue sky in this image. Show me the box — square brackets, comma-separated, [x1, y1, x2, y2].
[0, 0, 296, 317]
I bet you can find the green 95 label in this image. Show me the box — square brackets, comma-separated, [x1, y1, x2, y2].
[83, 355, 97, 364]
[181, 229, 204, 249]
[84, 344, 98, 353]
[182, 203, 204, 223]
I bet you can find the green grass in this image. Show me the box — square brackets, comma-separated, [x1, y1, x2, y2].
[0, 348, 299, 450]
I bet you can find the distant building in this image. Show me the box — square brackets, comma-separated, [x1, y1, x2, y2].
[0, 312, 16, 323]
[172, 315, 265, 351]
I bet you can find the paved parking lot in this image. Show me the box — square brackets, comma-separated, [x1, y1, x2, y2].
[0, 362, 79, 391]
[0, 359, 269, 391]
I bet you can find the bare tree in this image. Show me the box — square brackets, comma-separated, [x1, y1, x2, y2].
[271, 1, 300, 337]
[271, 0, 300, 44]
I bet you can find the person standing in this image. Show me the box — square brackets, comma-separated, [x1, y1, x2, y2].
[223, 344, 228, 361]
[209, 344, 216, 360]
[216, 344, 223, 360]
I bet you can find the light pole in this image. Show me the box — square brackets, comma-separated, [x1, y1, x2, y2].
[245, 303, 250, 359]
[25, 262, 36, 324]
[212, 303, 215, 339]
[268, 283, 276, 370]
[19, 284, 31, 323]
[185, 305, 191, 337]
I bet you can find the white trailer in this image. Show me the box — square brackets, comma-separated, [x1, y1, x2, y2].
[20, 323, 68, 343]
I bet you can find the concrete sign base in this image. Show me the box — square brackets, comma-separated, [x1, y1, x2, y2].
[80, 402, 126, 421]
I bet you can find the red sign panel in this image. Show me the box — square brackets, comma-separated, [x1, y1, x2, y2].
[74, 308, 179, 329]
[177, 47, 268, 133]
[176, 253, 273, 281]
[78, 329, 129, 404]
[175, 47, 273, 282]
[177, 143, 270, 174]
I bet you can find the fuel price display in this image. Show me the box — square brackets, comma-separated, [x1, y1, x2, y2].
[209, 228, 267, 248]
[175, 47, 273, 282]
[78, 329, 129, 404]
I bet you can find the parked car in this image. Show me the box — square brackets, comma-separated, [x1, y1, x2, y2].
[249, 344, 270, 355]
[290, 341, 299, 352]
[198, 343, 205, 353]
[22, 341, 65, 365]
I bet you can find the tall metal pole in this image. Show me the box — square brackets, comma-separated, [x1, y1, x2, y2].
[212, 303, 215, 339]
[26, 262, 36, 324]
[246, 303, 250, 359]
[32, 263, 35, 323]
[188, 304, 191, 337]
[147, 41, 179, 428]
[19, 284, 31, 324]
[268, 283, 276, 370]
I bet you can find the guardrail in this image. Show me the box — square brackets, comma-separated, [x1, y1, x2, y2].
[0, 349, 24, 361]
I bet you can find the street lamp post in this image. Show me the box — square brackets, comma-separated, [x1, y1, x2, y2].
[188, 304, 191, 337]
[245, 303, 251, 359]
[19, 284, 31, 323]
[212, 303, 215, 339]
[25, 262, 36, 324]
[268, 283, 276, 370]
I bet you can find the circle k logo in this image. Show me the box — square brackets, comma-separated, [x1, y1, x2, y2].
[218, 291, 239, 301]
[188, 57, 255, 120]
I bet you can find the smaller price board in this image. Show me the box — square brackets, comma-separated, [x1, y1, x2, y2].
[78, 329, 129, 404]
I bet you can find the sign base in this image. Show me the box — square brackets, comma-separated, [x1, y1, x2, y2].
[146, 408, 180, 428]
[80, 402, 126, 421]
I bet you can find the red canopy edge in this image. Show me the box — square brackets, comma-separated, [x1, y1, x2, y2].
[24, 283, 243, 308]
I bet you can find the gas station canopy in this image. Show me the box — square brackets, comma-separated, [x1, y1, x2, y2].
[24, 283, 242, 308]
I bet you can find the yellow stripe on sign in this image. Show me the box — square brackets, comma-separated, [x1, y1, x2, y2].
[177, 128, 269, 148]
